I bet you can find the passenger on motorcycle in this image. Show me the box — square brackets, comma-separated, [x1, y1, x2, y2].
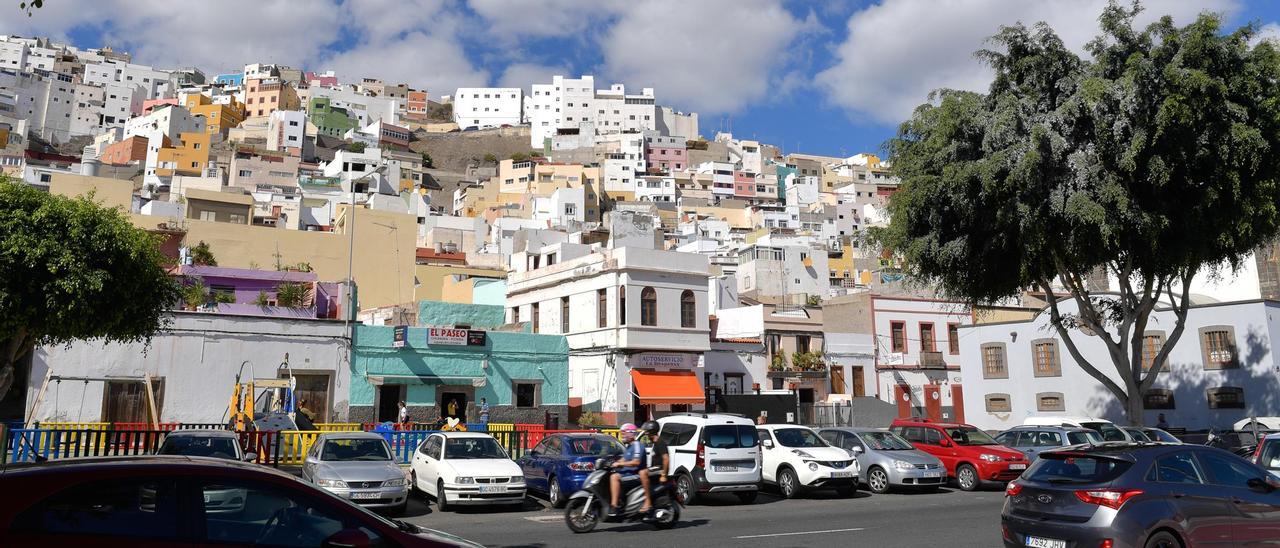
[638, 420, 666, 512]
[609, 423, 650, 516]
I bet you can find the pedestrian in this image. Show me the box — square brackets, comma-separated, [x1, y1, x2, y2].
[479, 397, 490, 425]
[397, 400, 409, 430]
[1156, 413, 1169, 430]
[447, 398, 458, 419]
[756, 412, 767, 425]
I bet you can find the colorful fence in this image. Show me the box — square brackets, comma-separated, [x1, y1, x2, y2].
[8, 428, 168, 463]
[315, 423, 363, 432]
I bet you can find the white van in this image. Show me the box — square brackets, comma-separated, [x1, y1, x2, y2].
[655, 413, 762, 505]
[1021, 416, 1134, 442]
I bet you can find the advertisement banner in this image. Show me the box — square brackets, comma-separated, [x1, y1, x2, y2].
[427, 327, 487, 346]
[393, 325, 408, 348]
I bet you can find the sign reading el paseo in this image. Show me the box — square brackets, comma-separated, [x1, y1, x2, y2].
[427, 327, 486, 346]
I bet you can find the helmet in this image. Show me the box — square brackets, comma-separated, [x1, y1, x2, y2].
[620, 423, 638, 433]
[640, 421, 660, 435]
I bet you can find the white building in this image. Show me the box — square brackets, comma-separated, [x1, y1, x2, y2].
[655, 106, 698, 140]
[530, 187, 585, 226]
[0, 68, 74, 142]
[634, 175, 677, 203]
[123, 103, 204, 142]
[82, 60, 174, 100]
[735, 243, 829, 301]
[526, 75, 664, 149]
[697, 161, 735, 197]
[452, 87, 522, 129]
[871, 296, 972, 422]
[959, 298, 1280, 432]
[505, 236, 711, 424]
[267, 109, 307, 155]
[308, 86, 399, 126]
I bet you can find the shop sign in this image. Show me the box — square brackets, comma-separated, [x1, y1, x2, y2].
[393, 325, 408, 348]
[632, 353, 695, 369]
[427, 327, 486, 346]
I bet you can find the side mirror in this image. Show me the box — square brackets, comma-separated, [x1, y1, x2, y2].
[304, 455, 319, 465]
[939, 439, 953, 448]
[243, 453, 259, 462]
[761, 439, 774, 449]
[322, 529, 373, 548]
[1247, 477, 1275, 494]
[849, 446, 864, 455]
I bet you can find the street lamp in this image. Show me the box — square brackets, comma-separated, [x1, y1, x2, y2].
[344, 164, 388, 323]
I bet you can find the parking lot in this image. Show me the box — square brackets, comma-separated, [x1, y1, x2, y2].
[398, 486, 1008, 547]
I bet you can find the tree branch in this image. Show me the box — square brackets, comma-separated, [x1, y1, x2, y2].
[1038, 279, 1129, 402]
[1141, 268, 1194, 393]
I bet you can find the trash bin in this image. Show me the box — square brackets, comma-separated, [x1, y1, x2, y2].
[544, 411, 559, 430]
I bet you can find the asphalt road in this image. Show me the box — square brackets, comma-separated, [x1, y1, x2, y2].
[400, 485, 1008, 548]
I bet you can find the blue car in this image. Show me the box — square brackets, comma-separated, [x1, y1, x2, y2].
[517, 433, 624, 507]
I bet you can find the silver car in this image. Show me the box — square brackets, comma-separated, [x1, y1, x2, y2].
[302, 432, 409, 514]
[819, 427, 946, 493]
[157, 429, 253, 513]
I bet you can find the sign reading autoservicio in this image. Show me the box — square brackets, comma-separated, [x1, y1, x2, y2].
[427, 327, 486, 346]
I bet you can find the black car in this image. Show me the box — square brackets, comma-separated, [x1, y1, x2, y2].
[1002, 442, 1280, 548]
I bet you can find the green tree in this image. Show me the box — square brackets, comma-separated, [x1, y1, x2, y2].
[190, 240, 217, 266]
[275, 282, 309, 308]
[0, 179, 181, 399]
[876, 4, 1280, 425]
[510, 152, 529, 163]
[421, 152, 434, 169]
[347, 141, 367, 153]
[483, 153, 498, 164]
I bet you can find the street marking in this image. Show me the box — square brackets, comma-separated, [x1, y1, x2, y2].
[734, 528, 865, 539]
[523, 515, 562, 523]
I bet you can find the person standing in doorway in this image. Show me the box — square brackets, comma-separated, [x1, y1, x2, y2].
[397, 401, 409, 429]
[479, 397, 490, 425]
[446, 398, 459, 419]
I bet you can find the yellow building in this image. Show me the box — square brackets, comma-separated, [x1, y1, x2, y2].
[184, 94, 246, 138]
[48, 173, 134, 210]
[155, 130, 211, 177]
[494, 159, 605, 222]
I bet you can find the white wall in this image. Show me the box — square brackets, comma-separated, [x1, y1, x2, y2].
[453, 87, 522, 129]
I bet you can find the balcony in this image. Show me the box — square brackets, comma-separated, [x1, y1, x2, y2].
[918, 351, 947, 369]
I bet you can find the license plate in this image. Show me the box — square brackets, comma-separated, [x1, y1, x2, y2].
[925, 471, 942, 478]
[350, 492, 379, 500]
[1010, 464, 1027, 470]
[831, 471, 854, 478]
[715, 465, 738, 472]
[1025, 536, 1066, 548]
[478, 485, 505, 493]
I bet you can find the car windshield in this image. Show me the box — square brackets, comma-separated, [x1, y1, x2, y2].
[945, 426, 999, 446]
[1123, 428, 1151, 442]
[567, 436, 624, 456]
[1145, 429, 1181, 443]
[1082, 422, 1128, 442]
[445, 437, 508, 459]
[1024, 453, 1132, 484]
[1259, 439, 1280, 471]
[857, 431, 915, 451]
[704, 425, 760, 449]
[774, 428, 827, 448]
[1067, 431, 1104, 445]
[159, 436, 240, 459]
[321, 439, 392, 461]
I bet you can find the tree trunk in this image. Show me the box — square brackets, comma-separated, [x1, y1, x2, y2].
[1125, 389, 1145, 427]
[0, 360, 13, 402]
[0, 333, 34, 405]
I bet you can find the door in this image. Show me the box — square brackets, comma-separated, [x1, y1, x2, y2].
[1196, 450, 1280, 545]
[894, 385, 911, 418]
[290, 374, 330, 422]
[924, 385, 942, 422]
[925, 427, 958, 474]
[757, 429, 777, 482]
[1151, 451, 1234, 546]
[851, 367, 865, 397]
[416, 435, 444, 495]
[950, 385, 965, 424]
[535, 437, 562, 492]
[440, 392, 468, 422]
[830, 367, 846, 395]
[376, 385, 402, 423]
[103, 380, 166, 423]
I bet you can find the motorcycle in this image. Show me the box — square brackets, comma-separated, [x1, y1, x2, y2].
[563, 456, 681, 533]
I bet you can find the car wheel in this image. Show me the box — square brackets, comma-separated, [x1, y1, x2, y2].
[548, 475, 565, 508]
[956, 464, 979, 492]
[391, 498, 408, 517]
[676, 473, 699, 505]
[436, 480, 451, 512]
[867, 466, 890, 494]
[777, 467, 800, 499]
[735, 491, 758, 504]
[409, 471, 421, 496]
[1144, 531, 1182, 548]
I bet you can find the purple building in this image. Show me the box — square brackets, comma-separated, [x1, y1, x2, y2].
[175, 265, 341, 319]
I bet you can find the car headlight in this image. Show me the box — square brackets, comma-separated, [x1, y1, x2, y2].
[792, 450, 814, 459]
[510, 476, 525, 484]
[383, 478, 406, 487]
[315, 478, 348, 488]
[454, 476, 475, 484]
[808, 462, 819, 471]
[894, 460, 916, 471]
[980, 454, 1002, 463]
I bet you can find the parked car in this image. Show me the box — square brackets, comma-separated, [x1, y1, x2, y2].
[0, 456, 480, 547]
[818, 427, 944, 493]
[156, 429, 255, 461]
[517, 433, 624, 507]
[410, 432, 526, 511]
[994, 425, 1102, 462]
[1235, 417, 1280, 431]
[301, 432, 409, 514]
[1021, 415, 1134, 442]
[1255, 433, 1280, 475]
[1137, 427, 1182, 443]
[655, 413, 762, 505]
[890, 418, 1028, 491]
[1002, 443, 1280, 548]
[757, 424, 859, 498]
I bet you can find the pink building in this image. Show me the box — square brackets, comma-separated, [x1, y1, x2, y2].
[734, 170, 757, 198]
[305, 71, 339, 88]
[645, 135, 687, 174]
[142, 98, 178, 115]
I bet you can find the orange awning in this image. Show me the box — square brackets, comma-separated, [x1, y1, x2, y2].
[630, 369, 705, 405]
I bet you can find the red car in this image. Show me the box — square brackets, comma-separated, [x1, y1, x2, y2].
[889, 418, 1027, 491]
[0, 455, 480, 548]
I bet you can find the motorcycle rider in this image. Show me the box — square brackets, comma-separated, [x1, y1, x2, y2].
[609, 423, 649, 517]
[638, 420, 666, 514]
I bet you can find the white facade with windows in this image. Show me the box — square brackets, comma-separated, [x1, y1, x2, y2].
[872, 296, 973, 421]
[505, 244, 710, 423]
[735, 244, 829, 300]
[452, 87, 522, 129]
[82, 60, 174, 100]
[0, 68, 75, 142]
[267, 109, 307, 153]
[958, 298, 1280, 432]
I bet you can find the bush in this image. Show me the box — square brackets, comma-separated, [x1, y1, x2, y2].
[190, 241, 217, 266]
[421, 153, 434, 169]
[510, 152, 528, 162]
[483, 153, 498, 164]
[577, 411, 606, 427]
[276, 282, 309, 308]
[347, 142, 366, 153]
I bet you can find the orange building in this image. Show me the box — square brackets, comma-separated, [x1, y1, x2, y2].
[244, 78, 300, 119]
[155, 131, 211, 177]
[99, 135, 151, 165]
[184, 94, 246, 138]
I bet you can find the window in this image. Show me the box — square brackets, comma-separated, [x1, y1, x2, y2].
[890, 321, 906, 353]
[922, 428, 942, 445]
[16, 478, 180, 540]
[984, 393, 1012, 413]
[1148, 452, 1205, 484]
[619, 288, 626, 325]
[1141, 331, 1168, 372]
[560, 296, 570, 333]
[640, 287, 657, 326]
[1199, 326, 1238, 369]
[1036, 392, 1066, 412]
[680, 290, 696, 328]
[659, 422, 698, 446]
[919, 323, 936, 353]
[948, 323, 960, 354]
[531, 302, 540, 334]
[1199, 451, 1261, 488]
[1143, 388, 1175, 410]
[796, 335, 811, 354]
[511, 307, 519, 324]
[1207, 386, 1245, 409]
[981, 343, 1007, 379]
[195, 479, 361, 546]
[597, 289, 608, 328]
[514, 383, 538, 408]
[1032, 339, 1062, 377]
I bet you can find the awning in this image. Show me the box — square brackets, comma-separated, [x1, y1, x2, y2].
[366, 374, 482, 386]
[630, 370, 704, 405]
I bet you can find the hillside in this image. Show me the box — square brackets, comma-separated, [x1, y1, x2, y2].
[410, 126, 535, 173]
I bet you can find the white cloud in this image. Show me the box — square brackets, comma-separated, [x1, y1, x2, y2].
[324, 31, 489, 94]
[498, 62, 569, 92]
[599, 0, 802, 115]
[817, 0, 1242, 125]
[1254, 22, 1280, 46]
[467, 0, 620, 41]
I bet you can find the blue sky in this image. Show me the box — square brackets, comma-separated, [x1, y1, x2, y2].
[5, 0, 1277, 158]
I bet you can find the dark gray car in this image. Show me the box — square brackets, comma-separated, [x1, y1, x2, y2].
[1002, 443, 1280, 548]
[819, 427, 945, 493]
[995, 426, 1103, 462]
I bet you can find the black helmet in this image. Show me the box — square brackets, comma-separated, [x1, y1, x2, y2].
[640, 420, 660, 435]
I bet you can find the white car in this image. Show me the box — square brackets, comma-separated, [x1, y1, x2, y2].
[409, 432, 526, 511]
[757, 424, 859, 499]
[656, 413, 762, 505]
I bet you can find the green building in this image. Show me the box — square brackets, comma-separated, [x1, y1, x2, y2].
[309, 97, 359, 138]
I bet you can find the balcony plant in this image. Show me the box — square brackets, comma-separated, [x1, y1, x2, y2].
[792, 351, 827, 372]
[275, 282, 309, 309]
[769, 349, 787, 371]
